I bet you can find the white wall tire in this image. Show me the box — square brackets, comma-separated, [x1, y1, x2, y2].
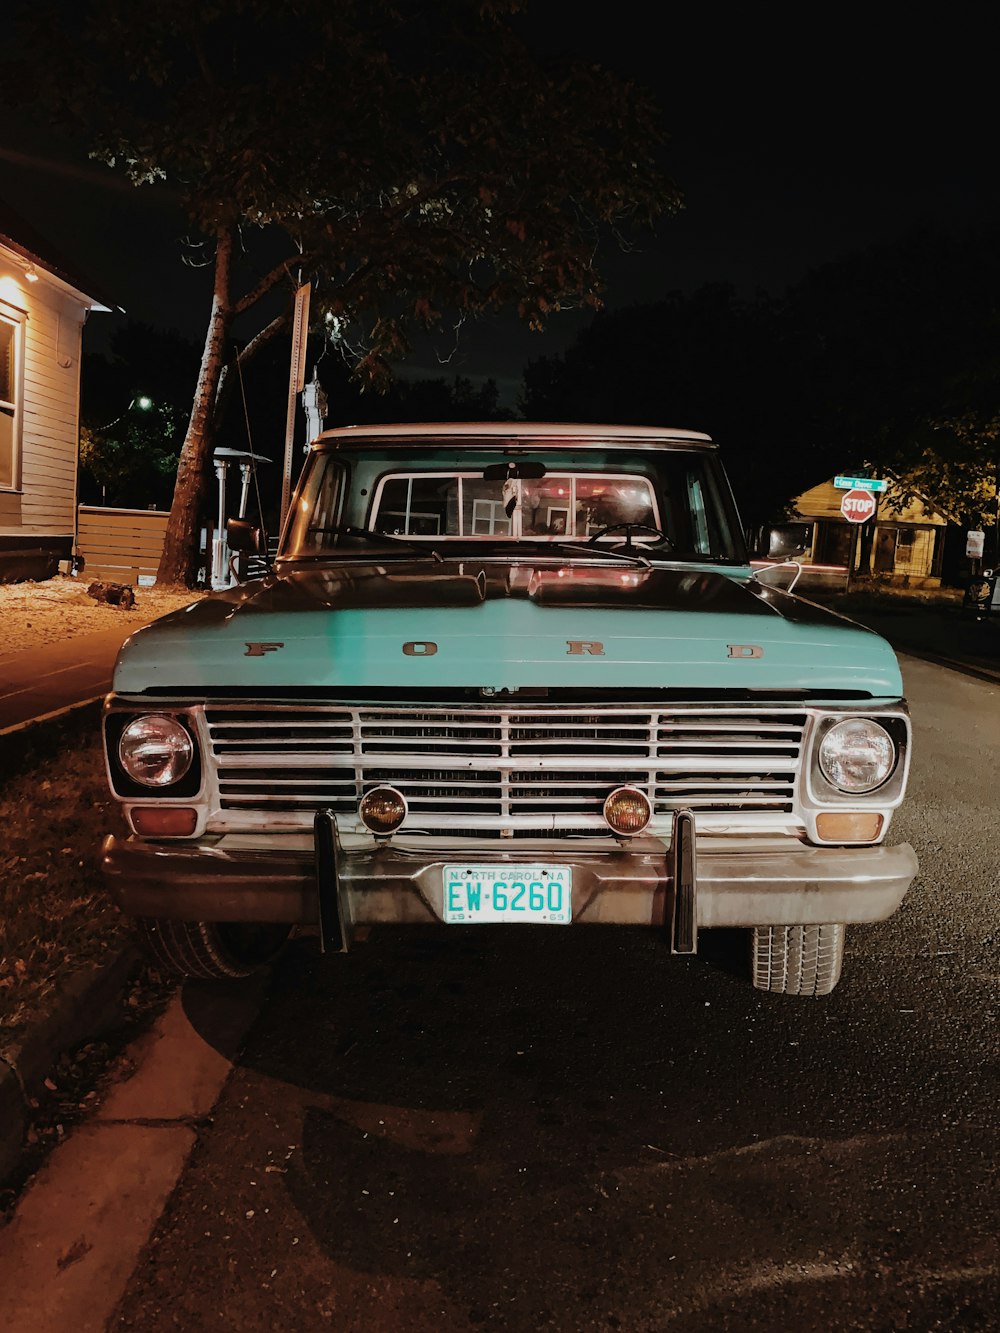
[751, 923, 846, 996]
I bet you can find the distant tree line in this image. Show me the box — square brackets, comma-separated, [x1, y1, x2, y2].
[520, 220, 1000, 531]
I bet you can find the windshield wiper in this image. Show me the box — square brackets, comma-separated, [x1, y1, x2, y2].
[513, 539, 651, 569]
[307, 525, 444, 562]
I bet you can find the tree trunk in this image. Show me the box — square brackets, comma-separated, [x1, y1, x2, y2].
[155, 228, 234, 588]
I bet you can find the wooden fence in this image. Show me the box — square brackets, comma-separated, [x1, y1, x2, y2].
[76, 506, 169, 584]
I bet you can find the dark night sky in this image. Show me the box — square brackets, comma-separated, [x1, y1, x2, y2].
[2, 7, 996, 407]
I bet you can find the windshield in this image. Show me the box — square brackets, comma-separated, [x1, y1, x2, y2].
[283, 450, 743, 561]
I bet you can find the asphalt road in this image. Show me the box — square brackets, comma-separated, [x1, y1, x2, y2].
[110, 656, 1000, 1332]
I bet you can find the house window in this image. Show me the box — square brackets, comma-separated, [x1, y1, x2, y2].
[0, 312, 20, 490]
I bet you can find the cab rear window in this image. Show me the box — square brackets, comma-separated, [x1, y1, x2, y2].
[371, 472, 659, 540]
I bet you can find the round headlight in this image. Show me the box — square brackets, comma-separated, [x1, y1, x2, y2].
[118, 715, 194, 788]
[603, 785, 652, 837]
[819, 718, 895, 793]
[359, 785, 407, 835]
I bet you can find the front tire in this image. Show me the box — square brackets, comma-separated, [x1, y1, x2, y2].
[137, 919, 292, 980]
[751, 923, 845, 996]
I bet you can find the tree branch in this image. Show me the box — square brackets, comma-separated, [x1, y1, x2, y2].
[237, 310, 292, 365]
[234, 254, 315, 316]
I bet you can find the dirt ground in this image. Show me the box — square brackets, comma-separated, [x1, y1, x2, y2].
[0, 571, 198, 1214]
[0, 575, 201, 659]
[0, 576, 202, 1049]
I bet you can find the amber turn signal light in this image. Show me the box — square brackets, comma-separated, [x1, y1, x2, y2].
[130, 806, 198, 837]
[359, 786, 408, 835]
[603, 786, 652, 837]
[815, 812, 884, 843]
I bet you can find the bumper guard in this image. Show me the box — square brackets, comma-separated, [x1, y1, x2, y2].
[101, 815, 919, 955]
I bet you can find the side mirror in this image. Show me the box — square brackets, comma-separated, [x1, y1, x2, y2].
[763, 523, 809, 560]
[226, 517, 265, 556]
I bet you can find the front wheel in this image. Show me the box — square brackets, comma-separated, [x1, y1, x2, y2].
[137, 919, 292, 980]
[751, 923, 846, 996]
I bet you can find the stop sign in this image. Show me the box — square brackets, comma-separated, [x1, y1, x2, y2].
[841, 488, 877, 523]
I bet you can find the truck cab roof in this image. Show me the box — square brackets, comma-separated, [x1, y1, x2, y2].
[310, 422, 716, 451]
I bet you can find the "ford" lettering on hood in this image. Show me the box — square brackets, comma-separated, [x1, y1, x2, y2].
[113, 564, 903, 698]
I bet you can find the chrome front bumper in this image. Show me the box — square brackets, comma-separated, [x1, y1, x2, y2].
[101, 818, 919, 948]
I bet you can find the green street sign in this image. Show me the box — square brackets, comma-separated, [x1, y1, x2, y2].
[834, 475, 888, 492]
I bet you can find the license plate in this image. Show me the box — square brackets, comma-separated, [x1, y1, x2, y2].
[443, 864, 572, 924]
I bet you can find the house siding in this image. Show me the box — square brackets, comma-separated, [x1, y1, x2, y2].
[15, 288, 83, 535]
[0, 247, 94, 580]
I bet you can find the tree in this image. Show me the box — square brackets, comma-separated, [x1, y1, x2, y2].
[9, 0, 680, 586]
[883, 415, 999, 529]
[79, 405, 183, 510]
[79, 323, 200, 509]
[213, 332, 514, 538]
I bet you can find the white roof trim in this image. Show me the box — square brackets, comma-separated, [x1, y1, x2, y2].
[0, 240, 113, 312]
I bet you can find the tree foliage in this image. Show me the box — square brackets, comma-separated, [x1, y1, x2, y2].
[883, 415, 999, 528]
[79, 408, 183, 510]
[79, 323, 200, 509]
[780, 225, 1000, 462]
[8, 0, 680, 585]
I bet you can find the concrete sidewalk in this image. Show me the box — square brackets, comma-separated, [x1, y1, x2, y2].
[0, 623, 141, 737]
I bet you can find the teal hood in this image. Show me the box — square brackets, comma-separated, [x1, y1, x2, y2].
[113, 563, 904, 698]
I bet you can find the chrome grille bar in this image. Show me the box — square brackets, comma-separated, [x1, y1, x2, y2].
[204, 704, 807, 829]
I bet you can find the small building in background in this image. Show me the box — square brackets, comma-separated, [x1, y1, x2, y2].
[784, 476, 948, 591]
[0, 203, 112, 583]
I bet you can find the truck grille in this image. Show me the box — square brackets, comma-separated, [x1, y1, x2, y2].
[204, 704, 807, 831]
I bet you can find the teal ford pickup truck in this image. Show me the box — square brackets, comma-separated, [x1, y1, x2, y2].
[100, 423, 918, 995]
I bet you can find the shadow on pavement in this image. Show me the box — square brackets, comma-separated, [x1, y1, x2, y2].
[161, 927, 1000, 1330]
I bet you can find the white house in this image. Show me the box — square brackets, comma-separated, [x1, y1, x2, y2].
[0, 203, 112, 582]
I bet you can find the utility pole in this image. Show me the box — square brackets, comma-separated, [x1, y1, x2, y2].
[280, 282, 311, 530]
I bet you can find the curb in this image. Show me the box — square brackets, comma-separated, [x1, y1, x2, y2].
[832, 611, 1000, 687]
[887, 641, 1000, 687]
[0, 694, 103, 740]
[0, 945, 143, 1186]
[0, 699, 103, 778]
